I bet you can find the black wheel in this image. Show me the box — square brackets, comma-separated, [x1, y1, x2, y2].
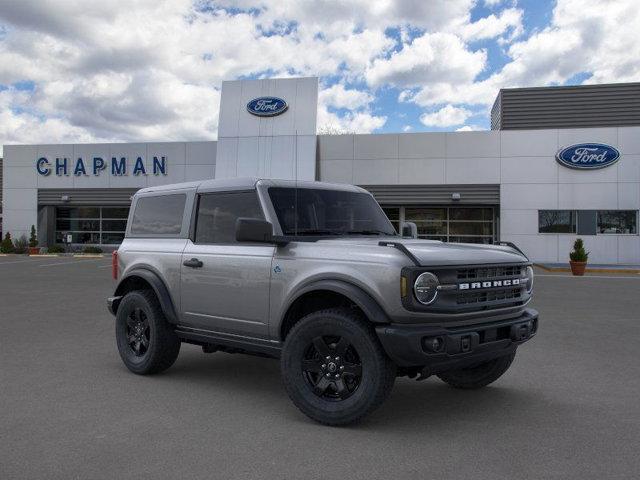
[437, 351, 516, 389]
[115, 290, 181, 375]
[281, 308, 396, 426]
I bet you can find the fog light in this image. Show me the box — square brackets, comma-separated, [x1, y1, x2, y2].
[424, 336, 444, 353]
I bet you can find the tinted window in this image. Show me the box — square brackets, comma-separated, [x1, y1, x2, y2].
[538, 210, 576, 233]
[268, 187, 396, 236]
[130, 194, 186, 235]
[195, 192, 264, 244]
[597, 210, 638, 234]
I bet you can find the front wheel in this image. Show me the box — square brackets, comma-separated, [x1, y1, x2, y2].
[115, 290, 181, 375]
[281, 308, 396, 426]
[437, 351, 516, 389]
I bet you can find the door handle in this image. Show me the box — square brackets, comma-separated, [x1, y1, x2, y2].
[183, 258, 203, 268]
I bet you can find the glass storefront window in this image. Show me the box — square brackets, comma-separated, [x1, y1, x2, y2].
[538, 210, 577, 233]
[55, 206, 129, 245]
[384, 206, 496, 244]
[597, 210, 638, 234]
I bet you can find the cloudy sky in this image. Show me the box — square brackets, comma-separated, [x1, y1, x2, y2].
[0, 0, 638, 153]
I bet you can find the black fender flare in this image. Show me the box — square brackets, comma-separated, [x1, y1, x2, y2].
[113, 268, 178, 323]
[283, 279, 390, 325]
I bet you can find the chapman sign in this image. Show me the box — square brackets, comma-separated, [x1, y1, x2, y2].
[246, 97, 288, 117]
[556, 143, 620, 170]
[36, 156, 168, 176]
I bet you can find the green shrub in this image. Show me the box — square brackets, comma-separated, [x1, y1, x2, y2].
[14, 235, 29, 254]
[82, 246, 103, 254]
[29, 225, 38, 248]
[569, 238, 589, 262]
[47, 245, 66, 254]
[1, 232, 15, 253]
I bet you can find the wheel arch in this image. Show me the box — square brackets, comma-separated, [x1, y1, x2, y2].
[279, 279, 389, 341]
[113, 268, 178, 323]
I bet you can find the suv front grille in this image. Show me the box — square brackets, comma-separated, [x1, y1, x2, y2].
[457, 287, 522, 305]
[457, 265, 523, 280]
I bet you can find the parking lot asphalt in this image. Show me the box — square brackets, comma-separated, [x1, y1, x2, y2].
[1, 256, 639, 479]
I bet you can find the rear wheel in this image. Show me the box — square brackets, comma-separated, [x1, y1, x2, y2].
[437, 351, 516, 389]
[281, 308, 396, 426]
[115, 290, 180, 375]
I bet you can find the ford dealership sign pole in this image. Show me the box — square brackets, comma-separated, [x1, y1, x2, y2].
[556, 143, 620, 170]
[247, 97, 288, 117]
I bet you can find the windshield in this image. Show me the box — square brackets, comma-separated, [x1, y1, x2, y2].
[268, 187, 397, 236]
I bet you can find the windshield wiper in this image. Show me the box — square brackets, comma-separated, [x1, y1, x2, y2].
[288, 229, 344, 236]
[346, 230, 395, 236]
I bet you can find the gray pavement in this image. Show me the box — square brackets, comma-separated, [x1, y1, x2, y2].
[1, 256, 639, 479]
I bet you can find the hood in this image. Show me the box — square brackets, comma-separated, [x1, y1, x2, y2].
[396, 238, 527, 266]
[314, 237, 527, 266]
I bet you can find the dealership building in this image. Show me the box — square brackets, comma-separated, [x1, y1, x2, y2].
[1, 78, 639, 264]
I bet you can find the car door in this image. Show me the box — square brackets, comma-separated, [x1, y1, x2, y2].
[180, 190, 275, 339]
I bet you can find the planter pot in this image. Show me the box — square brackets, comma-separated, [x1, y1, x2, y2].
[28, 247, 41, 255]
[570, 260, 587, 276]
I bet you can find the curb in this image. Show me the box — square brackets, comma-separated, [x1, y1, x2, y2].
[534, 263, 640, 275]
[72, 254, 105, 258]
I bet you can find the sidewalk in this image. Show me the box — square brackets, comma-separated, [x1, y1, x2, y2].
[535, 263, 640, 274]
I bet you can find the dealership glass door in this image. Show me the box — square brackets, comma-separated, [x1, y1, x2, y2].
[55, 206, 129, 245]
[382, 206, 496, 244]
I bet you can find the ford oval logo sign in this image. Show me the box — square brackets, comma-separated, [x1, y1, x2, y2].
[246, 97, 288, 117]
[556, 143, 620, 170]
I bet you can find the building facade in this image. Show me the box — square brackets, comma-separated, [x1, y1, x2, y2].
[2, 77, 639, 264]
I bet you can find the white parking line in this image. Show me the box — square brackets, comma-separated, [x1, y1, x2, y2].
[0, 257, 53, 266]
[38, 259, 105, 267]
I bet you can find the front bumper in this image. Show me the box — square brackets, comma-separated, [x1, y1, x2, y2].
[376, 308, 538, 370]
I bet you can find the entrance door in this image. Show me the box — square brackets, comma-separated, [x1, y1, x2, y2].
[180, 191, 274, 339]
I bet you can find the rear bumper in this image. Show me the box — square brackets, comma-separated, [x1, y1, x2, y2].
[375, 308, 538, 370]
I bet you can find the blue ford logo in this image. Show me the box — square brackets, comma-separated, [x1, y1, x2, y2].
[556, 143, 620, 170]
[246, 97, 288, 117]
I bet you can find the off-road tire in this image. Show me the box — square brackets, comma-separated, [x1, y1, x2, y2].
[115, 290, 181, 375]
[281, 308, 396, 426]
[437, 351, 516, 389]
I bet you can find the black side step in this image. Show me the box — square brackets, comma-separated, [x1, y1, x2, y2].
[378, 241, 421, 266]
[175, 325, 282, 359]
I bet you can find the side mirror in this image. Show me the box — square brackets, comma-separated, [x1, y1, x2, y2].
[236, 218, 274, 243]
[401, 222, 418, 238]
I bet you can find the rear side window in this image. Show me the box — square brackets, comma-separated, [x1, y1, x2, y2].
[195, 191, 263, 244]
[130, 194, 186, 235]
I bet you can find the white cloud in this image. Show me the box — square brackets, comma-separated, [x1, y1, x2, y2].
[456, 125, 484, 131]
[319, 84, 373, 110]
[0, 0, 638, 147]
[459, 8, 523, 42]
[366, 32, 486, 88]
[420, 105, 472, 127]
[402, 125, 413, 132]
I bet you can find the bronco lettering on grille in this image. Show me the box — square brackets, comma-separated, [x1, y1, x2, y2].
[458, 279, 520, 290]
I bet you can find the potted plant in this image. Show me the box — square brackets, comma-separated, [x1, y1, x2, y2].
[28, 225, 40, 255]
[569, 238, 589, 276]
[1, 232, 15, 253]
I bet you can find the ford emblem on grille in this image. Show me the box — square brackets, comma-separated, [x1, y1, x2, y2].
[556, 143, 620, 170]
[246, 97, 288, 117]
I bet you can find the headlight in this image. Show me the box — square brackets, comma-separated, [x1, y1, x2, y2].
[414, 272, 440, 305]
[525, 266, 534, 293]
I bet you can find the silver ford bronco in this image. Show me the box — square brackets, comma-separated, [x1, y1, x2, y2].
[108, 178, 537, 425]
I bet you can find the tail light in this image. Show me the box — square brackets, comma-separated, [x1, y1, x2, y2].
[112, 250, 118, 280]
